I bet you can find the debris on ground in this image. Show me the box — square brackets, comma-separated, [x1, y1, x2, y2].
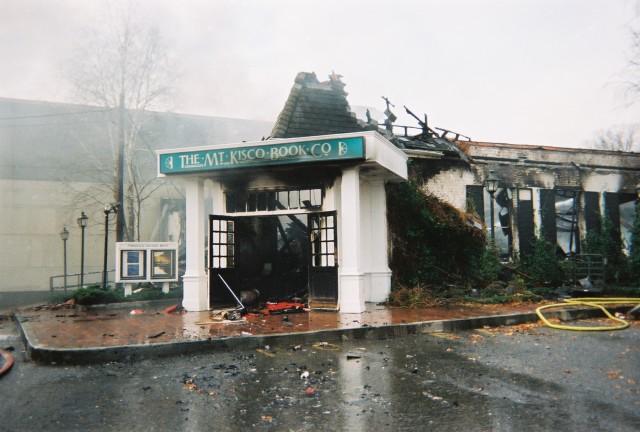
[193, 308, 247, 325]
[164, 304, 185, 314]
[0, 348, 14, 377]
[312, 342, 340, 350]
[266, 302, 306, 315]
[130, 309, 143, 315]
[240, 289, 260, 306]
[483, 322, 545, 336]
[225, 309, 243, 321]
[29, 299, 75, 311]
[147, 331, 166, 339]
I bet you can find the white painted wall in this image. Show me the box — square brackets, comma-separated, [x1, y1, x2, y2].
[420, 168, 475, 209]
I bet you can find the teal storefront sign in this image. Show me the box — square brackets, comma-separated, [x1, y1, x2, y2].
[159, 136, 365, 174]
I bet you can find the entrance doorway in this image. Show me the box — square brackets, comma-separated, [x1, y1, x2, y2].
[208, 212, 338, 309]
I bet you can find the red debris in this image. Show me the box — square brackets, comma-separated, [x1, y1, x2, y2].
[266, 302, 306, 315]
[164, 304, 181, 314]
[0, 349, 14, 377]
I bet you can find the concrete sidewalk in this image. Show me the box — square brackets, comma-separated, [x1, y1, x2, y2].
[11, 300, 613, 364]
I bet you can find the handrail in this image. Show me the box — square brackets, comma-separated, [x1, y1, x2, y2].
[50, 270, 115, 292]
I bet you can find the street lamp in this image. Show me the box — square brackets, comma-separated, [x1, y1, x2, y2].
[77, 212, 88, 288]
[103, 203, 118, 289]
[484, 170, 499, 242]
[60, 227, 69, 292]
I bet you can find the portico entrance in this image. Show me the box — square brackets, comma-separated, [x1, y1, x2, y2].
[157, 131, 408, 313]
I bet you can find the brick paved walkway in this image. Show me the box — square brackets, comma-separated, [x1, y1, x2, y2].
[14, 301, 541, 350]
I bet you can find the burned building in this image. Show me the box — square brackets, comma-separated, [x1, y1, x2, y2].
[159, 71, 640, 313]
[452, 142, 639, 260]
[3, 71, 638, 308]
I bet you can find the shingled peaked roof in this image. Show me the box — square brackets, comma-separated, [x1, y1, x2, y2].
[270, 72, 366, 138]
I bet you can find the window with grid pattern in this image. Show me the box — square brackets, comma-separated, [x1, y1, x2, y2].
[226, 187, 322, 213]
[210, 218, 235, 268]
[310, 213, 337, 267]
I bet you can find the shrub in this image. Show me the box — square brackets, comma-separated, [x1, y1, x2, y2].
[73, 285, 123, 305]
[48, 292, 74, 305]
[473, 242, 502, 283]
[521, 238, 566, 286]
[582, 218, 630, 283]
[386, 181, 487, 287]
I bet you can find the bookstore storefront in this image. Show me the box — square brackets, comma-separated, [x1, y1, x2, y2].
[157, 131, 407, 313]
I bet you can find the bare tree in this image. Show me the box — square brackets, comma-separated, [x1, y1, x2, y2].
[588, 124, 640, 152]
[67, 2, 177, 241]
[623, 18, 640, 105]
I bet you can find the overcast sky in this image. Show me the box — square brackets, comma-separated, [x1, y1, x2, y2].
[1, 0, 639, 148]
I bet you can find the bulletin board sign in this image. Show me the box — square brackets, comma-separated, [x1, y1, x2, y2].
[115, 242, 178, 283]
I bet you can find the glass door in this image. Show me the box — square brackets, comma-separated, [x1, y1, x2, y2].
[308, 212, 338, 309]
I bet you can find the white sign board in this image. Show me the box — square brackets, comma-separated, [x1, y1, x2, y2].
[115, 242, 179, 283]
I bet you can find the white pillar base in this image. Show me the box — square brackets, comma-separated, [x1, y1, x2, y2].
[182, 274, 208, 312]
[339, 273, 366, 313]
[365, 270, 392, 303]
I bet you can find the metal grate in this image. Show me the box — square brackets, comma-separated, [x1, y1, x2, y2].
[572, 253, 606, 285]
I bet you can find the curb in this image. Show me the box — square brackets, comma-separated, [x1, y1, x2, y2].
[15, 306, 628, 365]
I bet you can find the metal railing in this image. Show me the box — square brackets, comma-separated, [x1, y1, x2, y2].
[571, 253, 606, 287]
[50, 270, 115, 292]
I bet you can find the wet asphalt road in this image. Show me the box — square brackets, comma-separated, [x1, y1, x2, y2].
[1, 317, 639, 432]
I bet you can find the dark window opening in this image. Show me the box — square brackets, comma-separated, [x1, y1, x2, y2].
[484, 186, 512, 257]
[555, 190, 580, 255]
[226, 187, 323, 213]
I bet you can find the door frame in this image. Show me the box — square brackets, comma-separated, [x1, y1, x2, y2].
[208, 215, 240, 306]
[308, 211, 339, 309]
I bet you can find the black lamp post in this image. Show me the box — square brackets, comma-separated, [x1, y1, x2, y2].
[484, 170, 499, 243]
[102, 203, 118, 289]
[77, 212, 88, 288]
[60, 227, 69, 292]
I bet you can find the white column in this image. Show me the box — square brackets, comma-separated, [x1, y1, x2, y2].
[367, 180, 392, 302]
[182, 178, 208, 311]
[209, 180, 225, 213]
[339, 167, 365, 313]
[532, 188, 542, 237]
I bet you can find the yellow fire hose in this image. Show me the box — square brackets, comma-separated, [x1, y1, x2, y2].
[535, 298, 640, 331]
